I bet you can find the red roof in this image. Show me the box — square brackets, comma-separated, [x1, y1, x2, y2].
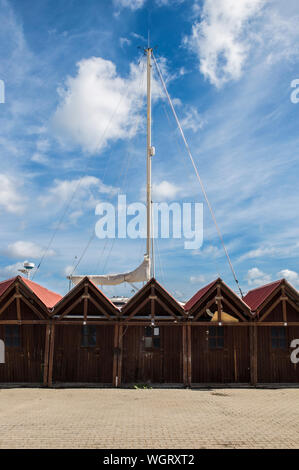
[0, 277, 16, 297]
[243, 280, 282, 312]
[0, 276, 62, 309]
[184, 279, 218, 311]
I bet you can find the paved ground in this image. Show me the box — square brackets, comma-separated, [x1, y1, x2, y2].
[0, 388, 298, 448]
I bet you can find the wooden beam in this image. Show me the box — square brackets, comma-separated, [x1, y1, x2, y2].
[222, 297, 247, 322]
[15, 286, 21, 321]
[259, 296, 282, 322]
[58, 296, 82, 320]
[48, 324, 56, 387]
[250, 324, 258, 386]
[43, 324, 51, 386]
[126, 297, 149, 320]
[193, 298, 215, 321]
[286, 296, 299, 314]
[112, 324, 119, 387]
[182, 325, 188, 386]
[117, 325, 124, 386]
[89, 295, 112, 320]
[155, 297, 179, 320]
[216, 285, 222, 322]
[187, 324, 192, 387]
[151, 286, 155, 323]
[0, 294, 17, 317]
[18, 295, 45, 320]
[281, 286, 287, 322]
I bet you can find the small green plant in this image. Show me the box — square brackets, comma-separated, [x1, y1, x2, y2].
[133, 384, 152, 389]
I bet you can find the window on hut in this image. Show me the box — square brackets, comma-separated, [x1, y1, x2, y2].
[271, 326, 287, 349]
[81, 325, 97, 347]
[208, 326, 224, 349]
[5, 325, 21, 347]
[144, 326, 160, 350]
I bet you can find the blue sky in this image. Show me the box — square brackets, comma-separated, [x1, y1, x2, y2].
[0, 0, 299, 299]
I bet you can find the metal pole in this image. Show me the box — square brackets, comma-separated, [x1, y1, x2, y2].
[146, 48, 152, 276]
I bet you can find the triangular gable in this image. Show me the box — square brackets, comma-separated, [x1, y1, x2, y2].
[243, 280, 283, 313]
[53, 276, 119, 320]
[186, 278, 250, 321]
[184, 280, 218, 312]
[243, 279, 299, 321]
[0, 276, 56, 320]
[121, 278, 186, 320]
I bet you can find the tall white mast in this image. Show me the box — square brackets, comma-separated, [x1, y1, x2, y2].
[146, 47, 153, 277]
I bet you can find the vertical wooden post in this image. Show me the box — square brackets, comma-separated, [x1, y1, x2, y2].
[83, 284, 88, 324]
[113, 324, 119, 387]
[281, 286, 287, 323]
[250, 324, 258, 386]
[216, 284, 222, 322]
[182, 325, 188, 386]
[187, 324, 192, 387]
[117, 325, 123, 387]
[48, 323, 56, 387]
[43, 323, 51, 386]
[15, 285, 21, 322]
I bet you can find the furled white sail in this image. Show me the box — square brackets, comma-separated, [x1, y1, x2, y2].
[68, 255, 150, 286]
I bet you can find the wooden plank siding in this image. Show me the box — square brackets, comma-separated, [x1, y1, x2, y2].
[191, 326, 250, 384]
[0, 324, 47, 383]
[52, 325, 114, 384]
[122, 325, 183, 384]
[256, 296, 299, 383]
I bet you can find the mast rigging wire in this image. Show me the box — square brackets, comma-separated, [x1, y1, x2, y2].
[152, 52, 244, 298]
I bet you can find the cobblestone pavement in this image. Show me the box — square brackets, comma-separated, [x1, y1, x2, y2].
[0, 388, 298, 449]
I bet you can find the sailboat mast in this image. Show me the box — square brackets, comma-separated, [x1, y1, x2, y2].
[146, 47, 153, 276]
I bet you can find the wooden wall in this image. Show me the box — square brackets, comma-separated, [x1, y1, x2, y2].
[52, 325, 114, 384]
[0, 324, 46, 383]
[191, 326, 250, 384]
[122, 326, 183, 384]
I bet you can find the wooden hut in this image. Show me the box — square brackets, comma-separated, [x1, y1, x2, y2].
[0, 276, 61, 385]
[243, 279, 299, 384]
[185, 278, 252, 385]
[49, 277, 119, 386]
[119, 278, 187, 386]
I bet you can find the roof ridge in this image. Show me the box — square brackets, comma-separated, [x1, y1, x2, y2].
[244, 279, 283, 295]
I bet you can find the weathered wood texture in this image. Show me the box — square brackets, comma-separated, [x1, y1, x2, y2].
[0, 324, 46, 383]
[122, 326, 183, 384]
[52, 325, 114, 384]
[191, 326, 250, 383]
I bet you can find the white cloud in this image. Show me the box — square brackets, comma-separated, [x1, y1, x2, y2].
[184, 0, 266, 87]
[120, 37, 131, 48]
[156, 0, 185, 6]
[0, 174, 25, 214]
[152, 180, 181, 200]
[0, 261, 24, 279]
[190, 274, 207, 284]
[278, 269, 299, 288]
[40, 176, 119, 220]
[246, 267, 271, 287]
[5, 241, 55, 259]
[114, 0, 145, 10]
[53, 56, 159, 153]
[64, 265, 74, 276]
[181, 106, 205, 132]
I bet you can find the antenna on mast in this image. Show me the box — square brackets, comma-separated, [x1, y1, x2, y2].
[145, 46, 154, 278]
